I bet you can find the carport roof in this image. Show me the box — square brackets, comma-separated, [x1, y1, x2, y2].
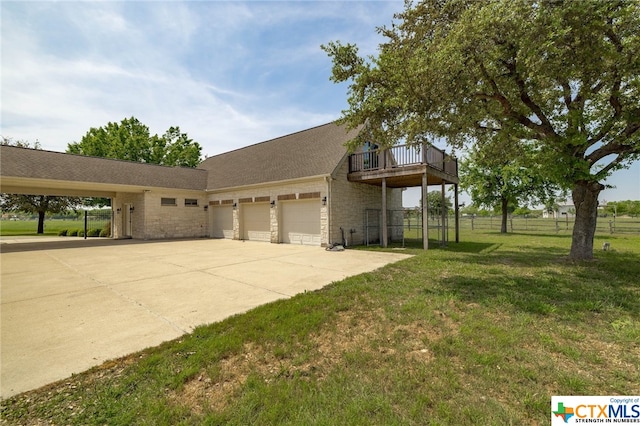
[0, 145, 208, 193]
[199, 122, 361, 190]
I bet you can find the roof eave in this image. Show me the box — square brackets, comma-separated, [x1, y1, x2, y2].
[206, 174, 331, 194]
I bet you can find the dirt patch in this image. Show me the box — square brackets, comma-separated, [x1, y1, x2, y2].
[169, 307, 451, 413]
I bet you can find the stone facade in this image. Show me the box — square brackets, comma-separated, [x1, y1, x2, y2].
[106, 160, 402, 244]
[327, 160, 403, 246]
[205, 163, 402, 247]
[112, 190, 208, 240]
[208, 177, 329, 245]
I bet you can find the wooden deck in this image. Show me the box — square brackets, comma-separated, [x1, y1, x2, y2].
[347, 144, 458, 187]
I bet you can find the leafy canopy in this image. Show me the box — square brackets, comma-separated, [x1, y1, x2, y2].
[67, 117, 202, 167]
[459, 137, 562, 212]
[323, 0, 640, 187]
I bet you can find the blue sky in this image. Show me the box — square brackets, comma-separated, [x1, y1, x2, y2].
[1, 1, 638, 207]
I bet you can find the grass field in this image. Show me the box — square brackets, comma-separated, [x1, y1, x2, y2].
[1, 232, 639, 425]
[0, 219, 109, 236]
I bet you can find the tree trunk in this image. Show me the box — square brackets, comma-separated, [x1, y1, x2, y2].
[500, 197, 508, 234]
[37, 210, 46, 234]
[569, 180, 604, 260]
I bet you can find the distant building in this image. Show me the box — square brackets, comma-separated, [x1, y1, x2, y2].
[543, 204, 575, 219]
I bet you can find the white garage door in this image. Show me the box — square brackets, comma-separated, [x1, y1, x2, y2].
[211, 205, 233, 239]
[242, 203, 270, 242]
[281, 200, 321, 246]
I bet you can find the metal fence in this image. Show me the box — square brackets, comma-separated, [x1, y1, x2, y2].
[84, 209, 112, 238]
[364, 209, 450, 247]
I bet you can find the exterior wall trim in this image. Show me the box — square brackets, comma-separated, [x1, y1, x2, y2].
[206, 174, 331, 194]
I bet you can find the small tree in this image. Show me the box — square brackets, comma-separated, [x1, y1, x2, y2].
[460, 138, 561, 233]
[1, 195, 82, 234]
[419, 191, 453, 220]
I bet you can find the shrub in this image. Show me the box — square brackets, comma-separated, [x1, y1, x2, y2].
[69, 230, 78, 236]
[58, 229, 68, 236]
[87, 228, 101, 237]
[100, 221, 111, 237]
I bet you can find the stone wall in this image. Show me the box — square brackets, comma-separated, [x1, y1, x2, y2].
[114, 190, 207, 239]
[328, 160, 403, 246]
[141, 190, 208, 239]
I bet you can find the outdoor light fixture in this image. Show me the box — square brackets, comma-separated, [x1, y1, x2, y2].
[204, 205, 208, 211]
[322, 196, 327, 206]
[270, 200, 276, 208]
[129, 206, 134, 212]
[233, 203, 237, 209]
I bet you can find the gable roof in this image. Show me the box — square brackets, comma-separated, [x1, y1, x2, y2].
[0, 145, 208, 193]
[199, 122, 360, 191]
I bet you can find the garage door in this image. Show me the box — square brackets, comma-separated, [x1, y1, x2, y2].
[281, 200, 321, 246]
[211, 205, 233, 238]
[242, 203, 270, 242]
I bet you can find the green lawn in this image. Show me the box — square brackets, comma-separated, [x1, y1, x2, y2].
[0, 219, 109, 237]
[1, 232, 639, 425]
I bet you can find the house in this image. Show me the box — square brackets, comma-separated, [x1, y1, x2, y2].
[543, 204, 575, 219]
[0, 122, 459, 248]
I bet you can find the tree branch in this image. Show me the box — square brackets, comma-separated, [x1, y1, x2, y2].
[503, 58, 558, 138]
[587, 121, 640, 164]
[475, 60, 557, 141]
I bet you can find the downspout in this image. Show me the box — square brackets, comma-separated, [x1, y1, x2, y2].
[325, 175, 331, 247]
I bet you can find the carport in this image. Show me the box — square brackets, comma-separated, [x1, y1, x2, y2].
[0, 145, 208, 239]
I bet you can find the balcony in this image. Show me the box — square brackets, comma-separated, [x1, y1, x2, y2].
[347, 144, 458, 187]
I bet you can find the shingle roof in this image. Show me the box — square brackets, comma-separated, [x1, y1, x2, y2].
[0, 145, 207, 191]
[200, 122, 360, 190]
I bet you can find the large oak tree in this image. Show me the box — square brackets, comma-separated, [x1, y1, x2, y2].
[323, 0, 640, 260]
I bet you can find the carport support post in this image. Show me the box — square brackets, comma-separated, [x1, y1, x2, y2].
[84, 210, 87, 240]
[422, 172, 429, 250]
[381, 177, 388, 248]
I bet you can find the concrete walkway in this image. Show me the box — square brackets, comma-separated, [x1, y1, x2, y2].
[0, 237, 410, 398]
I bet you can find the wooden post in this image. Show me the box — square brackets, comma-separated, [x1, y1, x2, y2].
[422, 172, 428, 250]
[381, 178, 388, 248]
[454, 183, 459, 243]
[441, 182, 446, 246]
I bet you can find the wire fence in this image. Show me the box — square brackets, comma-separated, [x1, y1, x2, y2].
[459, 215, 640, 235]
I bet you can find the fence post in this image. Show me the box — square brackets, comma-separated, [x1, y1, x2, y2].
[84, 210, 88, 240]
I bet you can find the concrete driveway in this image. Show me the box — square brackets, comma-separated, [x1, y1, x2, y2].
[0, 237, 410, 398]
